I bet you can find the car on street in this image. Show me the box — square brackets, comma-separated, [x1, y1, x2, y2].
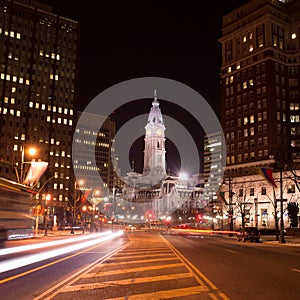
[237, 226, 260, 243]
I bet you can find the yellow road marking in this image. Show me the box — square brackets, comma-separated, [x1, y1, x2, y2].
[96, 256, 179, 266]
[63, 272, 194, 292]
[110, 286, 207, 300]
[110, 252, 174, 260]
[161, 235, 230, 300]
[83, 262, 184, 278]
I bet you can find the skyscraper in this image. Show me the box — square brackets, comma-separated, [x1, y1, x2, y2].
[220, 0, 300, 178]
[0, 0, 79, 215]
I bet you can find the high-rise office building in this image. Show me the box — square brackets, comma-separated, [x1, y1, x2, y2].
[220, 0, 300, 178]
[73, 112, 118, 203]
[0, 0, 79, 215]
[203, 132, 222, 203]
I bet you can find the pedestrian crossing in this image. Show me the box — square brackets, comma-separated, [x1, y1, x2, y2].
[46, 233, 228, 299]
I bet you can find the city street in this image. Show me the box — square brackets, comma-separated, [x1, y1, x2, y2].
[0, 230, 300, 299]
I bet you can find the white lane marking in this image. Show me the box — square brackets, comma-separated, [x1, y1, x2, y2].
[224, 248, 237, 254]
[291, 268, 300, 273]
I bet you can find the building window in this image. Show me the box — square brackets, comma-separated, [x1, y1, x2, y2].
[250, 188, 254, 196]
[261, 187, 266, 195]
[287, 184, 295, 193]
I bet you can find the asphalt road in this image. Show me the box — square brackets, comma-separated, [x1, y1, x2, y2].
[1, 231, 300, 299]
[163, 233, 300, 300]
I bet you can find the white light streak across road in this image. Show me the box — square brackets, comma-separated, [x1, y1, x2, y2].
[0, 231, 123, 273]
[0, 231, 114, 256]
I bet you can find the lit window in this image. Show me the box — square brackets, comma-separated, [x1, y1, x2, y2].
[25, 79, 30, 85]
[243, 35, 247, 42]
[237, 63, 241, 69]
[53, 106, 56, 112]
[35, 103, 39, 109]
[244, 117, 248, 125]
[50, 74, 54, 80]
[58, 107, 62, 113]
[4, 97, 8, 103]
[249, 45, 254, 52]
[243, 81, 247, 89]
[291, 33, 296, 39]
[51, 53, 55, 59]
[55, 75, 59, 81]
[227, 67, 231, 73]
[16, 110, 20, 117]
[48, 105, 51, 111]
[1, 73, 5, 79]
[70, 109, 73, 115]
[64, 119, 68, 125]
[10, 109, 14, 115]
[11, 87, 16, 93]
[41, 104, 45, 110]
[56, 54, 60, 60]
[47, 116, 51, 122]
[12, 76, 17, 82]
[19, 77, 23, 83]
[69, 120, 73, 126]
[6, 74, 10, 80]
[3, 108, 7, 114]
[250, 115, 254, 123]
[13, 144, 18, 151]
[16, 33, 21, 39]
[39, 50, 43, 56]
[64, 108, 68, 114]
[57, 117, 61, 124]
[249, 79, 254, 86]
[11, 98, 15, 104]
[54, 183, 57, 190]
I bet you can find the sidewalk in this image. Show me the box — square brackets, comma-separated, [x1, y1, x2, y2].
[260, 234, 300, 246]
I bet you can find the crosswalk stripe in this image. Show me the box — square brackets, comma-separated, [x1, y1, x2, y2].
[83, 262, 185, 278]
[110, 253, 174, 260]
[97, 257, 179, 266]
[63, 272, 194, 292]
[109, 286, 208, 300]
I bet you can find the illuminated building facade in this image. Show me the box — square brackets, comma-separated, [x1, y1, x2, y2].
[0, 0, 79, 213]
[73, 112, 117, 204]
[219, 0, 300, 230]
[220, 0, 300, 178]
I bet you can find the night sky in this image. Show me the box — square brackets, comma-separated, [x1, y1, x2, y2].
[48, 0, 249, 174]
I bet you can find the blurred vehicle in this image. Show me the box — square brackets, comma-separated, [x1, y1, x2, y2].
[237, 226, 260, 243]
[0, 177, 36, 240]
[125, 224, 136, 231]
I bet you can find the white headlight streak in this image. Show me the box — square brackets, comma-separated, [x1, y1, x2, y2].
[0, 230, 123, 273]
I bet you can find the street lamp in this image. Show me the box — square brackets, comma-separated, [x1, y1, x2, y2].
[20, 145, 37, 184]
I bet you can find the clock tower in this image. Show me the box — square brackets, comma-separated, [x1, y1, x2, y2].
[143, 90, 166, 177]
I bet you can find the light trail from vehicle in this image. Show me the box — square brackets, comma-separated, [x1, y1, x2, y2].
[0, 231, 113, 256]
[171, 228, 239, 235]
[0, 231, 123, 273]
